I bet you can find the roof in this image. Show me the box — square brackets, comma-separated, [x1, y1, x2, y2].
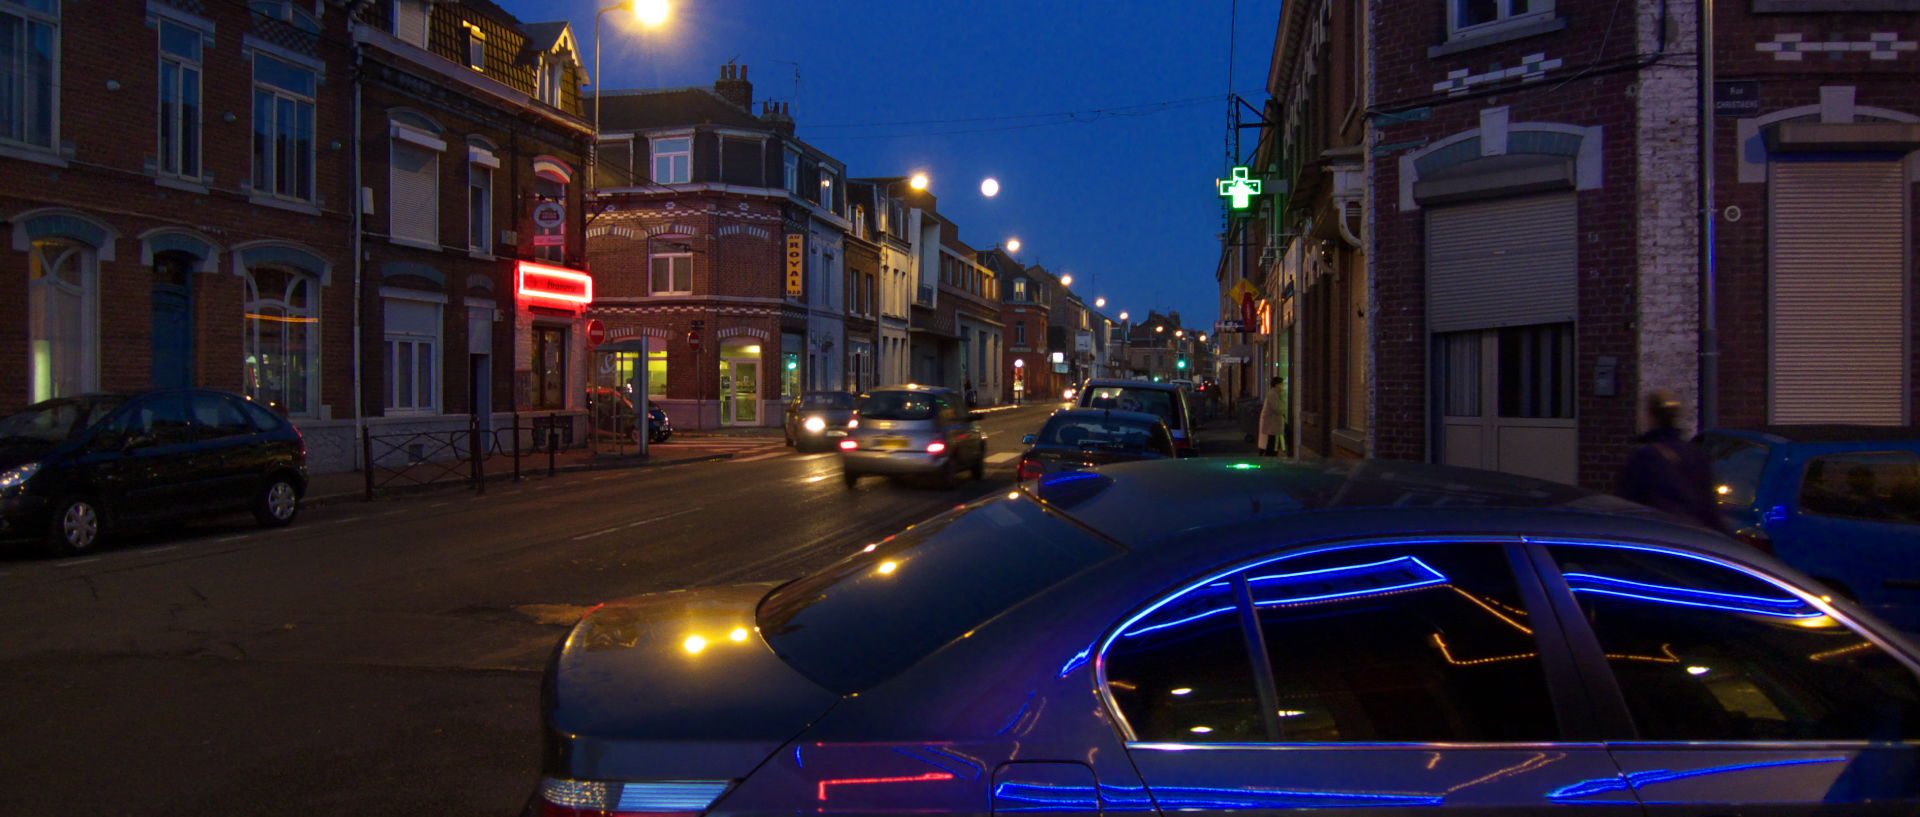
[870, 383, 957, 394]
[1046, 408, 1165, 426]
[597, 88, 763, 132]
[1081, 378, 1181, 393]
[1709, 425, 1920, 445]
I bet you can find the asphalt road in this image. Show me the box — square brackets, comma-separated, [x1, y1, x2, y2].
[0, 402, 1070, 817]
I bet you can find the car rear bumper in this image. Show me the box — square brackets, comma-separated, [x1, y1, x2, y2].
[840, 449, 950, 475]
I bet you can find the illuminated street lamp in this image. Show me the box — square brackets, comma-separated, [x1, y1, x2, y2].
[593, 0, 670, 180]
[1006, 238, 1021, 253]
[909, 173, 929, 190]
[1119, 311, 1129, 321]
[1060, 274, 1073, 287]
[1094, 297, 1106, 308]
[980, 177, 1000, 197]
[1155, 325, 1164, 333]
[1175, 330, 1184, 338]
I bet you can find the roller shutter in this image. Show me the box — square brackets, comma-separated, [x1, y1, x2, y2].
[1770, 160, 1907, 425]
[390, 141, 438, 245]
[1426, 194, 1577, 333]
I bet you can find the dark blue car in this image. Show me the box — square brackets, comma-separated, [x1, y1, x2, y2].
[1702, 426, 1920, 631]
[530, 459, 1920, 816]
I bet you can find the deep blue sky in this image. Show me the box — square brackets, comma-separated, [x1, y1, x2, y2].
[497, 0, 1282, 329]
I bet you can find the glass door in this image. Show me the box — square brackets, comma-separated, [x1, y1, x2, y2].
[733, 361, 759, 423]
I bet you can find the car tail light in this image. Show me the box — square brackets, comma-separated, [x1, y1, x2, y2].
[537, 778, 731, 817]
[926, 441, 947, 454]
[1016, 458, 1045, 481]
[838, 439, 858, 451]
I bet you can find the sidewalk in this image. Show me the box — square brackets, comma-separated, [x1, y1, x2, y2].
[1192, 409, 1262, 458]
[300, 436, 775, 506]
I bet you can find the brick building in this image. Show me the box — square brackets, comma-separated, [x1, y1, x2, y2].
[847, 179, 916, 388]
[586, 67, 851, 428]
[981, 247, 1056, 402]
[936, 229, 1003, 404]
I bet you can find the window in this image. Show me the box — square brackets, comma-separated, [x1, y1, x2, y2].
[1015, 322, 1026, 345]
[1703, 436, 1771, 508]
[1452, 0, 1553, 34]
[533, 163, 568, 262]
[647, 344, 666, 398]
[651, 135, 690, 184]
[1, 0, 57, 150]
[468, 154, 492, 252]
[389, 0, 427, 47]
[1497, 322, 1572, 418]
[1799, 452, 1920, 525]
[649, 252, 691, 295]
[1012, 279, 1028, 302]
[383, 296, 440, 412]
[1104, 543, 1556, 743]
[852, 205, 866, 239]
[189, 392, 253, 439]
[27, 237, 96, 403]
[389, 130, 440, 245]
[251, 54, 316, 200]
[1549, 544, 1920, 741]
[463, 24, 484, 70]
[157, 19, 201, 179]
[783, 148, 799, 195]
[536, 58, 561, 105]
[532, 325, 566, 409]
[244, 266, 317, 415]
[819, 167, 837, 212]
[106, 392, 193, 448]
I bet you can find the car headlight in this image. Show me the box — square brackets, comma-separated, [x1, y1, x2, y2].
[847, 417, 859, 429]
[0, 462, 40, 492]
[803, 416, 827, 433]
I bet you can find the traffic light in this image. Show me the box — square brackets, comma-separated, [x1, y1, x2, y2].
[1177, 358, 1188, 370]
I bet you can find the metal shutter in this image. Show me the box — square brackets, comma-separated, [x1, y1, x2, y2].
[390, 141, 438, 245]
[1770, 160, 1908, 424]
[1426, 194, 1577, 333]
[395, 0, 428, 47]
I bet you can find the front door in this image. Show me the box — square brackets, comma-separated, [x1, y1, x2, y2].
[1435, 324, 1578, 484]
[152, 254, 193, 388]
[722, 360, 759, 425]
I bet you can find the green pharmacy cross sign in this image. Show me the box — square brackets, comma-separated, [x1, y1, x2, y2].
[1218, 166, 1262, 211]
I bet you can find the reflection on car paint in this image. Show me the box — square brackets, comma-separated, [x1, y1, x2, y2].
[1120, 556, 1450, 639]
[1548, 756, 1846, 801]
[1563, 571, 1822, 618]
[992, 780, 1445, 810]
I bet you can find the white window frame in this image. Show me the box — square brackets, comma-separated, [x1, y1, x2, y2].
[1448, 0, 1554, 38]
[468, 143, 496, 253]
[381, 291, 443, 414]
[243, 264, 319, 417]
[536, 57, 561, 105]
[784, 148, 800, 195]
[1, 0, 60, 153]
[156, 17, 204, 180]
[649, 251, 692, 295]
[463, 22, 484, 71]
[250, 52, 317, 201]
[27, 237, 98, 402]
[651, 133, 691, 184]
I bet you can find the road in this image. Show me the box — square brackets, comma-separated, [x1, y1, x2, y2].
[0, 402, 1071, 817]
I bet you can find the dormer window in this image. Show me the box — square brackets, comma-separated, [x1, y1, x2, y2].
[388, 0, 428, 47]
[537, 58, 562, 105]
[1449, 0, 1553, 38]
[464, 23, 485, 70]
[651, 135, 691, 184]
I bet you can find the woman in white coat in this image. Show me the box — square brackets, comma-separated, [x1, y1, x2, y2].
[1257, 376, 1288, 456]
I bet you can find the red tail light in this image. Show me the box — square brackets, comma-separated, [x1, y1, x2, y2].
[1016, 458, 1045, 481]
[838, 439, 858, 451]
[926, 441, 947, 454]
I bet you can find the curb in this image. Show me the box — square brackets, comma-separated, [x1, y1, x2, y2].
[300, 452, 730, 508]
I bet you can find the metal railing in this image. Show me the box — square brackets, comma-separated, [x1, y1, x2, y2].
[360, 413, 585, 500]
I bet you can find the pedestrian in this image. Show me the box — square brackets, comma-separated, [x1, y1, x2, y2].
[1257, 376, 1288, 456]
[1616, 390, 1725, 531]
[963, 380, 978, 409]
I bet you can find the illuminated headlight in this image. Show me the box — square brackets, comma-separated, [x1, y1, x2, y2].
[0, 463, 39, 492]
[847, 417, 859, 429]
[803, 416, 827, 433]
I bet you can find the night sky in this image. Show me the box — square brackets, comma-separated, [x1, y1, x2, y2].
[494, 0, 1283, 331]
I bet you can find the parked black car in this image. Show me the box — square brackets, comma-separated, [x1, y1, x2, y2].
[0, 389, 308, 554]
[1016, 408, 1179, 481]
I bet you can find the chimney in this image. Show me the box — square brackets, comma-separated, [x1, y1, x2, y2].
[715, 63, 753, 110]
[760, 99, 795, 138]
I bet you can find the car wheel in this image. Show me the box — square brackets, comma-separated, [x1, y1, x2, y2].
[45, 497, 105, 555]
[938, 457, 960, 489]
[253, 477, 300, 528]
[842, 469, 860, 489]
[970, 450, 986, 480]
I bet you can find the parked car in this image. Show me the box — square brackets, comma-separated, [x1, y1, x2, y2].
[589, 387, 672, 444]
[1077, 377, 1195, 454]
[530, 458, 1920, 817]
[784, 391, 857, 451]
[838, 385, 986, 488]
[1701, 425, 1920, 630]
[0, 389, 308, 554]
[1015, 408, 1178, 482]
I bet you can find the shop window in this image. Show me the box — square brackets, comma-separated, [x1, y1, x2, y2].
[383, 296, 441, 413]
[1, 0, 58, 151]
[244, 265, 317, 416]
[647, 343, 667, 398]
[27, 237, 97, 403]
[532, 325, 566, 409]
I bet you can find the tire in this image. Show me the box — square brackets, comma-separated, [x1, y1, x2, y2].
[937, 456, 960, 489]
[253, 477, 300, 528]
[970, 450, 986, 480]
[45, 496, 105, 555]
[842, 469, 861, 489]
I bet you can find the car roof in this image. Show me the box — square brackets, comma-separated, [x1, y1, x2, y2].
[1707, 425, 1920, 445]
[1034, 457, 1722, 552]
[1081, 378, 1181, 393]
[867, 384, 956, 395]
[1046, 408, 1166, 426]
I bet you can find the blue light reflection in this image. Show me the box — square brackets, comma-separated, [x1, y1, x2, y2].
[1547, 757, 1846, 801]
[1563, 572, 1821, 619]
[992, 782, 1443, 811]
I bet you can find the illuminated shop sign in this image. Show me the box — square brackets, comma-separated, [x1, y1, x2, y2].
[517, 261, 593, 306]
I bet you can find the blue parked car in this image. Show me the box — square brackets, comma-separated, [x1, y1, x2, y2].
[1701, 426, 1920, 630]
[529, 459, 1920, 817]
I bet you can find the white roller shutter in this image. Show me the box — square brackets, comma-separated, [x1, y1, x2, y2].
[1426, 194, 1577, 333]
[1770, 160, 1908, 425]
[390, 140, 438, 245]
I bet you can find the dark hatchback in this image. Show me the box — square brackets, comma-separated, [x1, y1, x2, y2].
[531, 459, 1920, 816]
[1016, 408, 1179, 481]
[0, 389, 307, 554]
[784, 391, 857, 451]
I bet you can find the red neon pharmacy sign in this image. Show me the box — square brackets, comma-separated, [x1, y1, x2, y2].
[517, 261, 593, 306]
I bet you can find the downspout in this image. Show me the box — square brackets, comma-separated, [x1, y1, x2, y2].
[348, 1, 370, 469]
[1698, 0, 1719, 431]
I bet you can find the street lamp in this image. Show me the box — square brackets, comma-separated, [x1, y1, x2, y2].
[593, 0, 670, 181]
[980, 177, 1000, 197]
[910, 173, 929, 190]
[1095, 297, 1106, 308]
[1060, 274, 1073, 287]
[1005, 238, 1021, 253]
[1119, 311, 1129, 321]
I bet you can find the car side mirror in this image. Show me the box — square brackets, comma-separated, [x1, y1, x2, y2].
[1022, 434, 1037, 445]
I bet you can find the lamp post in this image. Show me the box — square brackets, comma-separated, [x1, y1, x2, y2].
[592, 0, 669, 184]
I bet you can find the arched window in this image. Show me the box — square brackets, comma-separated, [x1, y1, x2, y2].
[28, 238, 97, 402]
[534, 158, 571, 262]
[244, 265, 317, 415]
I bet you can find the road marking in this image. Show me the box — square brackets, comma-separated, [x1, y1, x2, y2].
[427, 501, 451, 508]
[571, 507, 703, 541]
[328, 518, 361, 525]
[213, 534, 249, 543]
[149, 545, 180, 554]
[987, 452, 1021, 464]
[54, 557, 101, 568]
[373, 510, 405, 517]
[733, 449, 788, 463]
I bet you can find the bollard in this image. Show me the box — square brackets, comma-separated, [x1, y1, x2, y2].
[547, 412, 559, 478]
[512, 412, 522, 482]
[362, 430, 375, 502]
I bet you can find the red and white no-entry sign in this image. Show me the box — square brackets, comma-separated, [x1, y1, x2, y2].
[586, 319, 605, 347]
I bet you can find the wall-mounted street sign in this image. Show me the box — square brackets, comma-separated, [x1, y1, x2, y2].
[1218, 166, 1262, 211]
[785, 233, 805, 298]
[1714, 80, 1761, 117]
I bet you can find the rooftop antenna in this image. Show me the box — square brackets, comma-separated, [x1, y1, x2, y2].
[768, 59, 800, 113]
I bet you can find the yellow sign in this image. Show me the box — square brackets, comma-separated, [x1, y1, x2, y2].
[786, 234, 805, 298]
[1229, 278, 1260, 302]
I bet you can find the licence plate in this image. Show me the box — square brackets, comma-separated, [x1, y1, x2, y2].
[873, 436, 909, 450]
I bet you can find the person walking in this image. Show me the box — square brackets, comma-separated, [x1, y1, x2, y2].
[1257, 376, 1288, 456]
[1616, 390, 1725, 531]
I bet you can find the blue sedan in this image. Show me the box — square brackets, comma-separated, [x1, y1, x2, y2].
[530, 459, 1920, 816]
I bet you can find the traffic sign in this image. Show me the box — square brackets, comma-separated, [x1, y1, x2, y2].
[687, 329, 701, 350]
[586, 319, 605, 347]
[533, 201, 565, 230]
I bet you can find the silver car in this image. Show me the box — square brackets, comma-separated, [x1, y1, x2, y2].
[839, 385, 987, 488]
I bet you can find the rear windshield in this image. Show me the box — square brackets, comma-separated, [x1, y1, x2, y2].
[858, 391, 936, 421]
[0, 397, 124, 446]
[758, 497, 1120, 693]
[1040, 414, 1164, 453]
[1085, 387, 1178, 427]
[802, 392, 855, 410]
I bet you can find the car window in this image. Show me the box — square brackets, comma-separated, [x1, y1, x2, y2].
[1084, 387, 1178, 428]
[0, 398, 120, 446]
[106, 393, 195, 447]
[1548, 544, 1920, 741]
[758, 497, 1120, 694]
[1103, 542, 1558, 743]
[239, 399, 284, 432]
[190, 393, 254, 439]
[1039, 415, 1162, 453]
[1798, 452, 1920, 525]
[935, 397, 958, 425]
[857, 391, 935, 421]
[1703, 435, 1770, 508]
[801, 392, 854, 410]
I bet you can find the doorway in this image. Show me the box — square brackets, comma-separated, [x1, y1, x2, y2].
[152, 252, 194, 388]
[1434, 323, 1578, 484]
[719, 339, 761, 426]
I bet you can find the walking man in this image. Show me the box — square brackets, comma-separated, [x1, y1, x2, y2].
[1616, 390, 1724, 531]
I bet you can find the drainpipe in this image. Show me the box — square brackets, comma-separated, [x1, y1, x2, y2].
[1698, 0, 1719, 432]
[348, 2, 369, 469]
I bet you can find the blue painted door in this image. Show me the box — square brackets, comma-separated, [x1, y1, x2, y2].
[152, 256, 193, 388]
